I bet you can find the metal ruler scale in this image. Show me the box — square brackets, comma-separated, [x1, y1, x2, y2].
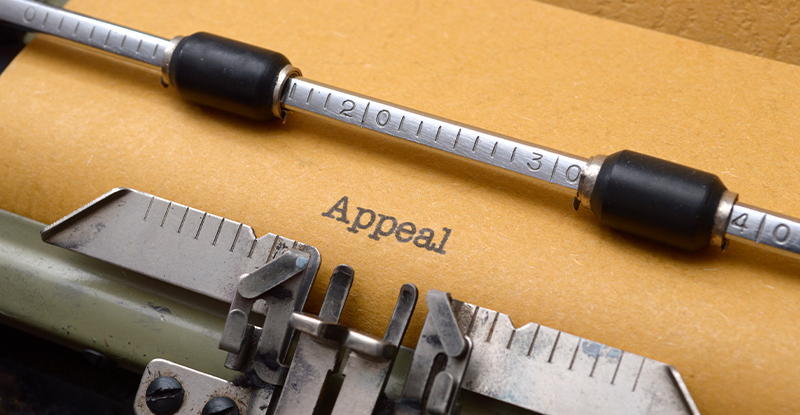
[41, 188, 320, 307]
[281, 79, 587, 192]
[458, 303, 700, 415]
[0, 0, 167, 66]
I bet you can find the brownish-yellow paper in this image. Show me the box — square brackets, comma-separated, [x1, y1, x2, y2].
[1, 0, 799, 413]
[539, 0, 800, 66]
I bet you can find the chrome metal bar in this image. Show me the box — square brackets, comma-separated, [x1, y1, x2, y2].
[725, 202, 800, 257]
[0, 0, 169, 67]
[281, 77, 588, 193]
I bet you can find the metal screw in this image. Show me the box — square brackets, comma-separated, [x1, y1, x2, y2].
[82, 348, 117, 369]
[202, 396, 240, 415]
[145, 376, 184, 415]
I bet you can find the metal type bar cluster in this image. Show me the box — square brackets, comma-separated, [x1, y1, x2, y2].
[43, 188, 700, 415]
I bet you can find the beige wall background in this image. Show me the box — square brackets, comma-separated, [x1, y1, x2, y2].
[541, 0, 800, 66]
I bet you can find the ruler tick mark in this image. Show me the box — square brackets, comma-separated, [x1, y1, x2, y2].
[491, 142, 498, 158]
[506, 329, 516, 349]
[58, 17, 64, 31]
[160, 202, 172, 227]
[589, 347, 601, 378]
[289, 83, 297, 99]
[151, 44, 158, 58]
[527, 324, 541, 356]
[416, 121, 423, 137]
[611, 350, 624, 385]
[549, 157, 561, 182]
[510, 147, 517, 162]
[306, 88, 314, 104]
[178, 207, 189, 233]
[486, 311, 499, 342]
[755, 215, 767, 243]
[73, 21, 80, 36]
[266, 237, 281, 264]
[547, 332, 561, 363]
[121, 34, 127, 48]
[42, 12, 48, 26]
[230, 223, 243, 252]
[361, 103, 370, 126]
[568, 338, 582, 370]
[632, 357, 646, 391]
[466, 306, 480, 336]
[247, 239, 258, 258]
[472, 136, 480, 152]
[195, 212, 207, 240]
[453, 129, 461, 149]
[143, 196, 154, 221]
[89, 26, 95, 40]
[398, 116, 405, 131]
[434, 126, 441, 142]
[324, 93, 331, 109]
[212, 219, 225, 246]
[103, 30, 111, 47]
[136, 39, 142, 53]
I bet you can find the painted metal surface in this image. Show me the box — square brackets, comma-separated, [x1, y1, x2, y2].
[0, 208, 234, 379]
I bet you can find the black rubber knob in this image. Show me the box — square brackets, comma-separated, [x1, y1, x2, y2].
[169, 32, 292, 121]
[590, 150, 727, 251]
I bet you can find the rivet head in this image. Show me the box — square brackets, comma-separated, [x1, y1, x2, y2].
[145, 376, 184, 415]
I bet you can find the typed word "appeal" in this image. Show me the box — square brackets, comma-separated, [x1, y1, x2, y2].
[322, 196, 453, 255]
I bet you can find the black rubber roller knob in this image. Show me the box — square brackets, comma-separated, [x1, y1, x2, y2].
[589, 150, 728, 251]
[168, 32, 292, 121]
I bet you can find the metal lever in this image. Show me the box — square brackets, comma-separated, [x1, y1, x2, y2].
[426, 290, 468, 358]
[236, 251, 310, 299]
[219, 249, 310, 353]
[290, 313, 398, 361]
[271, 265, 354, 415]
[330, 283, 418, 415]
[274, 272, 414, 415]
[219, 248, 315, 387]
[398, 290, 473, 415]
